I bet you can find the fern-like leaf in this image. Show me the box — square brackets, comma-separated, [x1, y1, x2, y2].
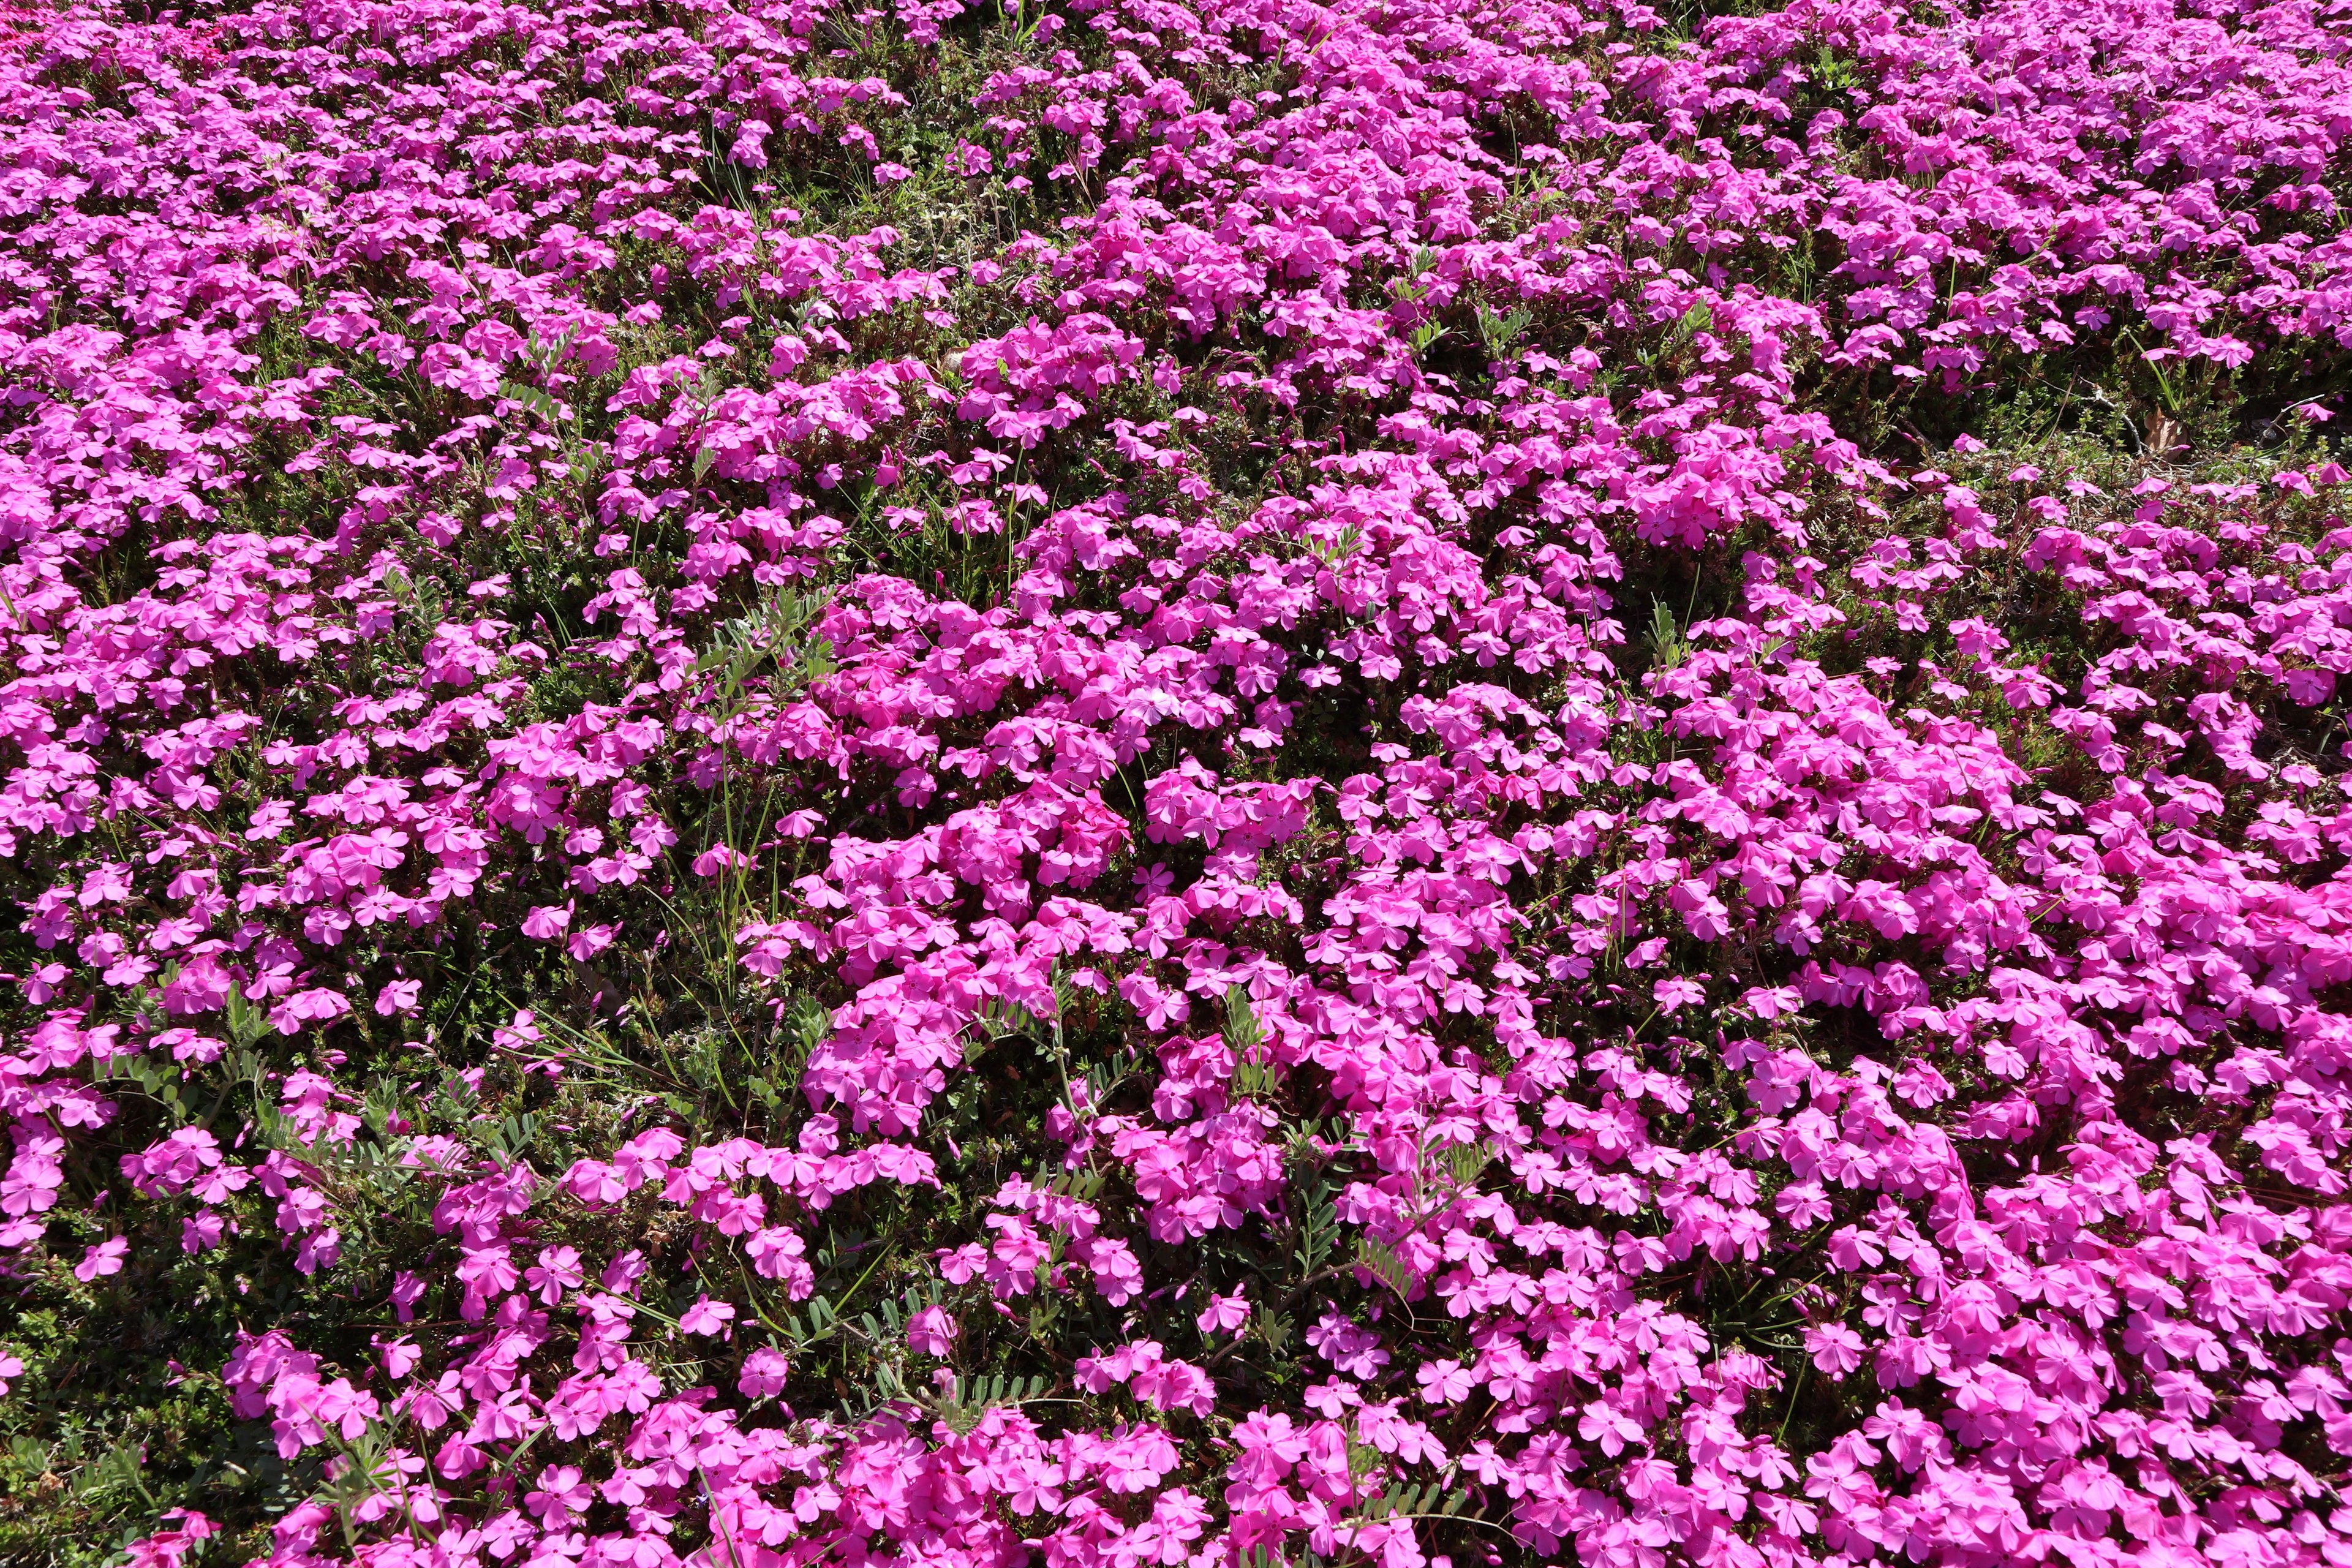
[1357, 1235, 1415, 1300]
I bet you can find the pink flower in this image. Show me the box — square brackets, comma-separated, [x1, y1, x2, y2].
[1417, 1359, 1475, 1404]
[1653, 976, 1706, 1013]
[692, 846, 751, 876]
[1806, 1323, 1866, 1379]
[526, 1464, 592, 1527]
[738, 1347, 790, 1400]
[679, 1296, 736, 1337]
[1195, 1289, 1250, 1335]
[118, 1509, 214, 1568]
[73, 1235, 127, 1283]
[522, 903, 573, 940]
[524, 1246, 586, 1304]
[374, 978, 422, 1016]
[567, 923, 617, 961]
[907, 1305, 957, 1356]
[268, 989, 351, 1036]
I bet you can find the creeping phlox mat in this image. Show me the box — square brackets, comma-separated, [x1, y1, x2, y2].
[1, 0, 2351, 1564]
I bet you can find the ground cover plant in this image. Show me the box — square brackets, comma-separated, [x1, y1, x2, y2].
[1, 0, 2351, 1561]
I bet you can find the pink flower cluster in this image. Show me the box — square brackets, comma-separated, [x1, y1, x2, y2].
[1, 0, 2350, 1563]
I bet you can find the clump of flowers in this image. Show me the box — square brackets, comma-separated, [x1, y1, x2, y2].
[1, 0, 2351, 1563]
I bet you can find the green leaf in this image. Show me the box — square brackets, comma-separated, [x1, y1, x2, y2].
[1446, 1139, 1494, 1189]
[1477, 304, 1533, 353]
[1307, 524, 1363, 567]
[1647, 600, 1689, 671]
[498, 380, 564, 425]
[1357, 1235, 1415, 1300]
[1223, 984, 1263, 1054]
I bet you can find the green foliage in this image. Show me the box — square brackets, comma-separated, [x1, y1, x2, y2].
[1476, 303, 1532, 356]
[1353, 1236, 1414, 1302]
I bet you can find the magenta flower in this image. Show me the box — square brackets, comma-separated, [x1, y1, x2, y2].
[907, 1305, 956, 1356]
[72, 1236, 127, 1283]
[737, 1347, 791, 1401]
[1195, 1288, 1249, 1335]
[677, 1297, 736, 1337]
[525, 1464, 592, 1527]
